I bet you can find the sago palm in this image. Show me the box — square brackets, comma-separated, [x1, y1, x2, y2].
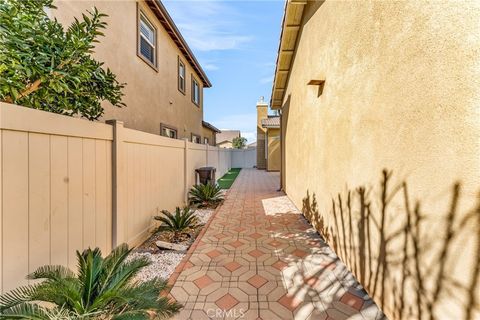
[0, 244, 181, 319]
[189, 183, 224, 207]
[154, 207, 200, 241]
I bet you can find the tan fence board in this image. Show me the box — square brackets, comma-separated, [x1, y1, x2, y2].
[28, 133, 51, 274]
[67, 137, 84, 270]
[2, 130, 29, 291]
[50, 135, 69, 266]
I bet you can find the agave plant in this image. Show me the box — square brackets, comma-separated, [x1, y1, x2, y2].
[154, 207, 200, 241]
[0, 244, 181, 319]
[189, 183, 224, 208]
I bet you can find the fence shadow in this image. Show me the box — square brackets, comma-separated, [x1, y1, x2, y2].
[301, 170, 480, 320]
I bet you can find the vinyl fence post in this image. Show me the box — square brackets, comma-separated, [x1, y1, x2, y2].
[106, 120, 125, 249]
[184, 139, 189, 204]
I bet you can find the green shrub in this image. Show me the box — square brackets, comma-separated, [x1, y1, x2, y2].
[154, 207, 200, 242]
[0, 0, 125, 120]
[0, 244, 180, 319]
[189, 183, 224, 207]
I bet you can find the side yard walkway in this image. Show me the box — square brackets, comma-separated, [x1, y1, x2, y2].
[169, 169, 385, 320]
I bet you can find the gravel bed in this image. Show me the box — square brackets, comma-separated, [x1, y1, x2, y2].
[195, 208, 215, 225]
[129, 251, 185, 281]
[129, 208, 215, 282]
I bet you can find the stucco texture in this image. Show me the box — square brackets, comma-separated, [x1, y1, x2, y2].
[53, 0, 205, 140]
[267, 128, 280, 171]
[280, 1, 480, 319]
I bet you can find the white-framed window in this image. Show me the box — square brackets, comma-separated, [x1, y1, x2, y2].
[138, 11, 156, 68]
[204, 137, 209, 145]
[161, 124, 177, 139]
[192, 76, 200, 106]
[178, 58, 186, 93]
[191, 133, 201, 144]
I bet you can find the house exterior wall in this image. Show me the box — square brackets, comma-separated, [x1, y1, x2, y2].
[53, 0, 205, 140]
[256, 103, 267, 169]
[279, 1, 480, 319]
[266, 128, 280, 171]
[217, 141, 233, 149]
[202, 126, 217, 146]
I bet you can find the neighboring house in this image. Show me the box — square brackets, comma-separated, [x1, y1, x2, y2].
[201, 121, 221, 146]
[256, 97, 280, 171]
[247, 141, 257, 148]
[53, 0, 211, 142]
[215, 130, 241, 148]
[270, 1, 479, 319]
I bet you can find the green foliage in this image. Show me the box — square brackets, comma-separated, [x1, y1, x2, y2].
[0, 0, 126, 120]
[0, 244, 180, 319]
[189, 183, 224, 207]
[154, 207, 200, 241]
[232, 137, 247, 149]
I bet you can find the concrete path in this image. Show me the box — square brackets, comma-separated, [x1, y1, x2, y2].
[169, 169, 385, 320]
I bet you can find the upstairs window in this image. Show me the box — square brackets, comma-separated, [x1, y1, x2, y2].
[138, 11, 156, 68]
[191, 133, 201, 144]
[161, 124, 177, 139]
[178, 58, 186, 93]
[192, 76, 200, 106]
[204, 137, 209, 145]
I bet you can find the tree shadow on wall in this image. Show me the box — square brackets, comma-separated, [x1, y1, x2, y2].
[301, 170, 480, 320]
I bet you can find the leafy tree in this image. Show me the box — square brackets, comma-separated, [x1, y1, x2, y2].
[232, 136, 247, 149]
[0, 244, 181, 319]
[0, 0, 126, 120]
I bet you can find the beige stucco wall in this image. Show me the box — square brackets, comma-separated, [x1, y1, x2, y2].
[217, 141, 233, 149]
[256, 104, 268, 169]
[267, 128, 280, 171]
[202, 126, 217, 146]
[53, 0, 205, 139]
[280, 1, 480, 319]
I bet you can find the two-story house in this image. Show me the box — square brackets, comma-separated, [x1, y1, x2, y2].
[53, 0, 216, 144]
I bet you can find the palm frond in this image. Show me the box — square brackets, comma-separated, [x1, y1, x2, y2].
[0, 244, 179, 319]
[0, 302, 51, 319]
[77, 247, 104, 312]
[188, 183, 224, 207]
[27, 265, 76, 281]
[113, 278, 181, 317]
[98, 244, 132, 295]
[0, 284, 40, 311]
[154, 207, 200, 240]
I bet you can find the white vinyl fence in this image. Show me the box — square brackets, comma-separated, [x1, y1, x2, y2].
[231, 147, 257, 168]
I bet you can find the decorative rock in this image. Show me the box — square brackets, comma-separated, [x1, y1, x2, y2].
[156, 240, 188, 251]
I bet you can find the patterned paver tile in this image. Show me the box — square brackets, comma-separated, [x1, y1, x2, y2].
[247, 274, 268, 288]
[169, 169, 385, 320]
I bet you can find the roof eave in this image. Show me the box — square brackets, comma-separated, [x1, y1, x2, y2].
[202, 121, 221, 133]
[148, 0, 212, 88]
[270, 0, 307, 110]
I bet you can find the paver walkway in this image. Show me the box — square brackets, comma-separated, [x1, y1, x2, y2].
[169, 169, 385, 320]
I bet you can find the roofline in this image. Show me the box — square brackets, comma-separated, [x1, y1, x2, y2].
[216, 140, 233, 145]
[269, 0, 307, 109]
[262, 124, 280, 129]
[202, 121, 221, 133]
[147, 0, 212, 88]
